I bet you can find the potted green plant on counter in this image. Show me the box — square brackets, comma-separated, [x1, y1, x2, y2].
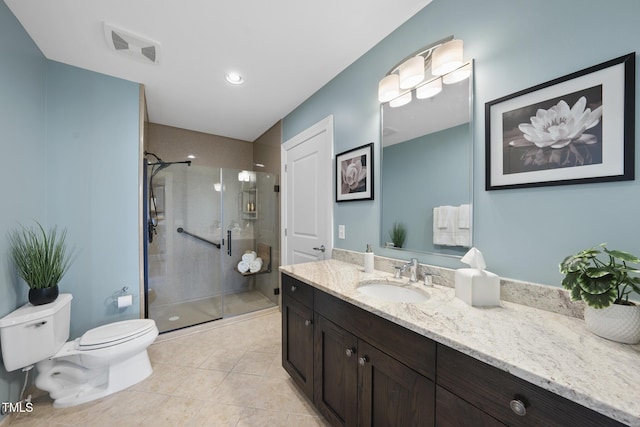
[8, 221, 73, 305]
[559, 244, 640, 344]
[388, 221, 407, 249]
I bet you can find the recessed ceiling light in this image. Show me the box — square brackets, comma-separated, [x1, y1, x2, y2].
[225, 72, 244, 85]
[187, 154, 196, 159]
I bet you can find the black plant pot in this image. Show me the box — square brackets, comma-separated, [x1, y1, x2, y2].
[28, 285, 59, 306]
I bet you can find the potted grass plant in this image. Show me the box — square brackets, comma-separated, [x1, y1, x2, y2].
[388, 221, 407, 249]
[559, 244, 640, 344]
[8, 221, 73, 305]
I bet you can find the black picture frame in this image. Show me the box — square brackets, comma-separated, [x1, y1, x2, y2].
[485, 53, 635, 190]
[336, 143, 374, 202]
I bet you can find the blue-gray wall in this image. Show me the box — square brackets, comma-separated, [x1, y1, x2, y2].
[283, 0, 640, 286]
[0, 0, 47, 410]
[0, 2, 140, 414]
[46, 61, 141, 339]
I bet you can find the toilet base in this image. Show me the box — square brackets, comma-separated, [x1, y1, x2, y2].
[37, 349, 153, 408]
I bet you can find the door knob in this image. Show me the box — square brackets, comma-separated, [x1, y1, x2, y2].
[358, 356, 368, 366]
[313, 245, 325, 253]
[345, 348, 355, 357]
[304, 319, 312, 327]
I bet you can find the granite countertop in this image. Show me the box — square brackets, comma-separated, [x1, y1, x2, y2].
[280, 259, 640, 426]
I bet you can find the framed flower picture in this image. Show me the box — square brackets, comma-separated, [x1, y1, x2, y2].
[336, 143, 374, 202]
[485, 53, 635, 190]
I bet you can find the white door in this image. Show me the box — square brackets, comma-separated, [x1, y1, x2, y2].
[281, 116, 333, 265]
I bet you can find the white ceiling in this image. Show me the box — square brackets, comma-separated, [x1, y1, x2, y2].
[5, 0, 432, 142]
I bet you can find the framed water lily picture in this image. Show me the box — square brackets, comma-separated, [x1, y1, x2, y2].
[485, 52, 635, 190]
[336, 143, 374, 202]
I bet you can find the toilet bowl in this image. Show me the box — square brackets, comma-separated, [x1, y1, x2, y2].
[0, 294, 159, 408]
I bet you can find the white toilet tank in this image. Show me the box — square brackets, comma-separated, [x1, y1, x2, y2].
[0, 294, 72, 372]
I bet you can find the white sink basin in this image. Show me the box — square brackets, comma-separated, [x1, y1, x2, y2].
[357, 280, 429, 303]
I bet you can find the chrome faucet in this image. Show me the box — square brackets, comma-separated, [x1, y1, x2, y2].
[400, 258, 419, 282]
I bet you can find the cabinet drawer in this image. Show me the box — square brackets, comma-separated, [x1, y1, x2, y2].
[436, 385, 505, 427]
[315, 289, 436, 380]
[437, 345, 624, 427]
[282, 273, 314, 309]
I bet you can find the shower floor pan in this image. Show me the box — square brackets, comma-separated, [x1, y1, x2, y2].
[150, 290, 275, 333]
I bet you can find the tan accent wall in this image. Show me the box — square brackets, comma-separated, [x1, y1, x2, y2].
[147, 123, 253, 170]
[252, 120, 282, 176]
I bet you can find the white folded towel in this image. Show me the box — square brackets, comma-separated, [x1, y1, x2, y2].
[242, 251, 257, 263]
[237, 260, 250, 273]
[249, 257, 263, 273]
[436, 205, 456, 229]
[458, 204, 471, 229]
[433, 206, 456, 246]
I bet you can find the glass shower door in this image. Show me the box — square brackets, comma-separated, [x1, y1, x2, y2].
[146, 164, 224, 333]
[219, 168, 279, 316]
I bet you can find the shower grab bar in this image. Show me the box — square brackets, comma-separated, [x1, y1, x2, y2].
[176, 227, 221, 249]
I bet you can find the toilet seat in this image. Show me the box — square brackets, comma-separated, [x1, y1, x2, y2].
[78, 319, 156, 351]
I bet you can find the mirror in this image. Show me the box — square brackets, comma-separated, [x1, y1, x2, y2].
[380, 61, 473, 256]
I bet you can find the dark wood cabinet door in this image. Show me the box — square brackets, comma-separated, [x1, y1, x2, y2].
[282, 295, 314, 399]
[358, 341, 435, 427]
[314, 315, 358, 427]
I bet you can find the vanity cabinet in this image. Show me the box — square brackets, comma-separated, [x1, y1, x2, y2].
[436, 345, 625, 427]
[281, 274, 314, 399]
[283, 273, 436, 426]
[282, 272, 624, 426]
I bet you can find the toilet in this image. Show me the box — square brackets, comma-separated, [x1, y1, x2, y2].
[0, 294, 158, 408]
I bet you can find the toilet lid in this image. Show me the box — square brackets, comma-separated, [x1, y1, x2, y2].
[78, 319, 156, 350]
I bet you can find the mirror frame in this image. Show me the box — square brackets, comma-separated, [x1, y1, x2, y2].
[379, 60, 474, 258]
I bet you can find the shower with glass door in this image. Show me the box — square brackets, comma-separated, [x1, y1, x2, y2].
[144, 154, 279, 333]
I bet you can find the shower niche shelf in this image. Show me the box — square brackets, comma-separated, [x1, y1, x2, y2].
[241, 188, 257, 220]
[237, 242, 272, 276]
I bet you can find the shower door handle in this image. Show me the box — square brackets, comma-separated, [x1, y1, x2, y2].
[227, 230, 232, 256]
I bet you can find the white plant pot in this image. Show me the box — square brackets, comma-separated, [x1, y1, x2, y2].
[584, 304, 640, 344]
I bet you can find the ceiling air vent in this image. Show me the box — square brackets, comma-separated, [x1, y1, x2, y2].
[103, 23, 161, 64]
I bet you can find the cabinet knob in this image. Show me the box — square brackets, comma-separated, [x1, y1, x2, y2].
[345, 348, 355, 357]
[509, 399, 527, 416]
[291, 285, 297, 292]
[304, 319, 312, 327]
[358, 356, 368, 366]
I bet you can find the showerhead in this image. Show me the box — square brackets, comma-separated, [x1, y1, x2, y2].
[149, 159, 191, 178]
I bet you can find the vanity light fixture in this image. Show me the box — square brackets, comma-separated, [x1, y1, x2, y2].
[389, 92, 412, 108]
[398, 55, 425, 89]
[378, 35, 468, 107]
[431, 39, 464, 76]
[416, 77, 442, 99]
[378, 74, 400, 103]
[442, 62, 472, 85]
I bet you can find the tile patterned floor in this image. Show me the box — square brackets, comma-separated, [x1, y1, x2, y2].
[7, 310, 329, 427]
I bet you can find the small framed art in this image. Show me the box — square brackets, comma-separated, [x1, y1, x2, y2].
[336, 143, 374, 202]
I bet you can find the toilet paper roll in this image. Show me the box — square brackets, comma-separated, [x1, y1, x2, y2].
[117, 294, 133, 308]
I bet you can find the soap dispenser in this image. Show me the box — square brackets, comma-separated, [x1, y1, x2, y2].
[364, 244, 374, 273]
